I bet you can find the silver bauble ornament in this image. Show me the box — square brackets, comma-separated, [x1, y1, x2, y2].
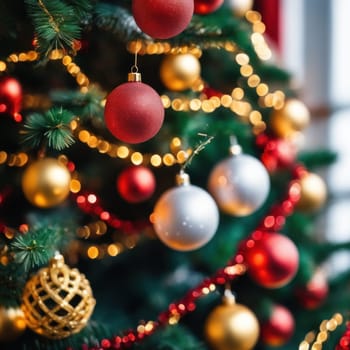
[208, 153, 270, 216]
[153, 172, 219, 251]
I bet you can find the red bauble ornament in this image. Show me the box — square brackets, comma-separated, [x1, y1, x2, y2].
[258, 136, 297, 172]
[243, 232, 299, 288]
[117, 166, 156, 203]
[104, 80, 164, 144]
[295, 270, 329, 309]
[194, 0, 224, 15]
[132, 0, 194, 39]
[261, 305, 295, 346]
[0, 76, 22, 121]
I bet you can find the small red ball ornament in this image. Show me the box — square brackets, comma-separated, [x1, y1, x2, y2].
[194, 0, 224, 15]
[0, 76, 22, 122]
[295, 270, 329, 309]
[242, 232, 299, 288]
[132, 0, 194, 39]
[104, 74, 164, 144]
[261, 304, 295, 346]
[257, 135, 297, 172]
[117, 166, 156, 203]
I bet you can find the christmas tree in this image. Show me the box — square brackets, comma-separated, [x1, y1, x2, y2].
[0, 1, 348, 350]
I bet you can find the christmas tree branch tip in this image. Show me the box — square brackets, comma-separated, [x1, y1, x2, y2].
[21, 107, 75, 151]
[25, 0, 88, 56]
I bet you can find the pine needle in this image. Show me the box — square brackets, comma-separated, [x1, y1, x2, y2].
[25, 0, 85, 56]
[21, 107, 75, 150]
[10, 227, 60, 272]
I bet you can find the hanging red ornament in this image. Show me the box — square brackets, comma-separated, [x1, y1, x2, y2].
[132, 0, 194, 39]
[104, 72, 164, 144]
[0, 76, 22, 122]
[260, 304, 295, 346]
[242, 231, 299, 288]
[295, 269, 329, 309]
[117, 165, 156, 203]
[194, 0, 224, 15]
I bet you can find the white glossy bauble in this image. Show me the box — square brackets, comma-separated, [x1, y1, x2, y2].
[208, 154, 270, 216]
[153, 184, 219, 251]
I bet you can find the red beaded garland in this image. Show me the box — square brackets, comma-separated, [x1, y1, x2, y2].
[104, 81, 164, 144]
[117, 166, 156, 203]
[194, 0, 224, 15]
[75, 192, 150, 233]
[132, 0, 194, 39]
[336, 322, 350, 350]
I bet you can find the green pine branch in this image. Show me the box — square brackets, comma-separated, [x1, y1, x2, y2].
[21, 107, 75, 151]
[10, 226, 61, 272]
[24, 0, 91, 56]
[50, 86, 106, 120]
[94, 3, 146, 41]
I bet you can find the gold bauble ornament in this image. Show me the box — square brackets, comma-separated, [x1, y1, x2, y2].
[205, 291, 260, 350]
[295, 172, 327, 212]
[22, 157, 71, 208]
[160, 53, 201, 91]
[21, 254, 96, 339]
[270, 99, 310, 139]
[0, 307, 26, 342]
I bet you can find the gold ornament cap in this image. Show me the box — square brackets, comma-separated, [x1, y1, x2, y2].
[128, 72, 142, 82]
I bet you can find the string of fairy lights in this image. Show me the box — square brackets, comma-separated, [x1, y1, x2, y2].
[0, 8, 346, 349]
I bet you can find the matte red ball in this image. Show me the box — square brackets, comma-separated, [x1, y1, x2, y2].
[243, 232, 299, 288]
[0, 76, 22, 120]
[117, 166, 156, 203]
[194, 0, 224, 15]
[104, 81, 164, 144]
[295, 270, 329, 309]
[132, 0, 194, 39]
[261, 305, 295, 346]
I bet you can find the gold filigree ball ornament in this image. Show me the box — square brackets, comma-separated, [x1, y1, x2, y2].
[295, 172, 327, 213]
[21, 157, 71, 208]
[0, 306, 26, 342]
[205, 289, 260, 350]
[269, 98, 310, 139]
[160, 53, 201, 91]
[21, 254, 96, 339]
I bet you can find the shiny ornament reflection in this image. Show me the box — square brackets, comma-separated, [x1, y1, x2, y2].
[208, 153, 270, 216]
[270, 99, 310, 139]
[295, 172, 327, 213]
[0, 307, 26, 342]
[21, 157, 71, 208]
[205, 292, 259, 350]
[153, 173, 219, 251]
[160, 53, 201, 91]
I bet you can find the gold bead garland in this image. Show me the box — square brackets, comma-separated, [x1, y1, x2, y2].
[299, 313, 343, 350]
[127, 34, 285, 135]
[0, 151, 29, 167]
[72, 120, 193, 168]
